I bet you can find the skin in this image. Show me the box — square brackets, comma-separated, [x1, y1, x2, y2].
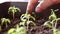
[26, 0, 60, 13]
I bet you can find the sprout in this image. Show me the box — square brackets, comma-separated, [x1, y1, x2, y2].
[8, 28, 15, 34]
[43, 9, 60, 34]
[8, 25, 27, 34]
[20, 13, 36, 30]
[8, 6, 21, 19]
[1, 18, 11, 28]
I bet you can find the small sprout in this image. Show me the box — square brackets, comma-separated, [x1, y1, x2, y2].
[20, 13, 36, 30]
[8, 6, 21, 19]
[16, 25, 27, 34]
[44, 21, 52, 28]
[8, 25, 27, 34]
[43, 9, 60, 34]
[8, 28, 15, 34]
[49, 9, 57, 20]
[1, 18, 11, 28]
[20, 14, 35, 22]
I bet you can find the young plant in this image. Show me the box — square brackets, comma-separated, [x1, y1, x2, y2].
[20, 13, 36, 30]
[8, 6, 21, 19]
[43, 9, 60, 34]
[8, 25, 27, 34]
[1, 18, 11, 28]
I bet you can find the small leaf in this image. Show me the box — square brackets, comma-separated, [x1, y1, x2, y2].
[26, 21, 36, 26]
[1, 18, 11, 25]
[20, 22, 25, 26]
[44, 21, 52, 28]
[30, 16, 35, 21]
[8, 28, 15, 34]
[16, 27, 27, 34]
[56, 30, 60, 34]
[49, 9, 57, 20]
[20, 14, 27, 21]
[57, 18, 60, 21]
[7, 19, 11, 24]
[1, 18, 5, 25]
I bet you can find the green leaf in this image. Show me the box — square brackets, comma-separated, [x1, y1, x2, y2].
[15, 8, 21, 12]
[20, 22, 25, 26]
[7, 19, 11, 24]
[49, 9, 57, 20]
[8, 6, 20, 18]
[30, 16, 35, 21]
[56, 30, 60, 34]
[27, 21, 36, 26]
[20, 14, 27, 21]
[44, 21, 52, 28]
[1, 18, 11, 25]
[57, 18, 60, 21]
[1, 18, 5, 25]
[8, 28, 15, 34]
[16, 27, 27, 34]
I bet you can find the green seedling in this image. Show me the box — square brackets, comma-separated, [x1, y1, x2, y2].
[8, 6, 21, 19]
[8, 25, 27, 34]
[43, 9, 60, 34]
[20, 13, 36, 30]
[1, 18, 11, 28]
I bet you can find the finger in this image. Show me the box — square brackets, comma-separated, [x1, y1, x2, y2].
[35, 0, 54, 13]
[26, 0, 38, 13]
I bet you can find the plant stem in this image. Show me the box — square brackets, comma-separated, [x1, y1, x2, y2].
[6, 23, 7, 28]
[13, 13, 14, 19]
[53, 28, 56, 34]
[27, 23, 28, 31]
[55, 20, 57, 29]
[52, 20, 57, 34]
[0, 26, 1, 31]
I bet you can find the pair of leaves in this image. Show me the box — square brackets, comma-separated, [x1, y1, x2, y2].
[44, 9, 57, 28]
[20, 14, 36, 26]
[44, 21, 52, 28]
[8, 6, 20, 14]
[1, 18, 11, 25]
[20, 14, 35, 22]
[44, 9, 60, 34]
[20, 21, 36, 26]
[8, 28, 15, 34]
[49, 9, 57, 21]
[8, 26, 27, 34]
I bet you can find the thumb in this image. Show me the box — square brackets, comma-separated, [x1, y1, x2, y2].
[35, 0, 54, 13]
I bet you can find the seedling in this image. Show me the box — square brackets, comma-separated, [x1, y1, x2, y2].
[8, 25, 27, 34]
[8, 6, 20, 19]
[1, 18, 11, 28]
[20, 13, 36, 30]
[43, 9, 60, 34]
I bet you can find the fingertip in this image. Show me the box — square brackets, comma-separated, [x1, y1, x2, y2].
[35, 7, 42, 13]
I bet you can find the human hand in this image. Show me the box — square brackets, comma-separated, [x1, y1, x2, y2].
[26, 0, 60, 13]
